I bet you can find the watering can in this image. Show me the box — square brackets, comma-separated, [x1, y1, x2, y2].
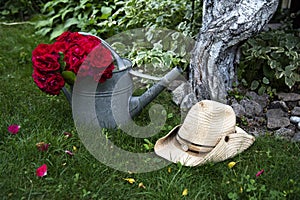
[62, 33, 182, 129]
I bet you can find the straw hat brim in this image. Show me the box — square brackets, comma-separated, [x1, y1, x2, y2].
[154, 125, 255, 166]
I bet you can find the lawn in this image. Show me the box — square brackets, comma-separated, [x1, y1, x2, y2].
[0, 23, 299, 200]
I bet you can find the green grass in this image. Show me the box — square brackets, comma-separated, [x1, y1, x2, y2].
[0, 23, 300, 200]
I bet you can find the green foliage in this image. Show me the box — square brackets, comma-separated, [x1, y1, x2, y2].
[227, 174, 285, 200]
[227, 87, 245, 102]
[0, 0, 47, 21]
[239, 29, 300, 93]
[116, 0, 202, 36]
[34, 0, 202, 40]
[126, 31, 191, 74]
[34, 0, 118, 40]
[106, 27, 194, 79]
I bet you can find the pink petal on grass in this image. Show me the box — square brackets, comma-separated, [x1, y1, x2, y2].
[63, 132, 72, 138]
[65, 150, 74, 156]
[36, 164, 47, 177]
[8, 124, 21, 135]
[36, 142, 50, 151]
[256, 169, 265, 177]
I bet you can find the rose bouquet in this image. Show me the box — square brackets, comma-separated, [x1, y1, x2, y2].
[32, 31, 115, 95]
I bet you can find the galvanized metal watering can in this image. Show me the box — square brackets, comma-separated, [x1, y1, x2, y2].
[63, 33, 182, 129]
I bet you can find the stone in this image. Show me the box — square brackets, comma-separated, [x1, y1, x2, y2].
[292, 132, 300, 142]
[167, 80, 185, 91]
[274, 127, 295, 139]
[231, 103, 246, 118]
[240, 99, 263, 117]
[267, 117, 290, 129]
[266, 109, 288, 118]
[277, 92, 300, 102]
[246, 91, 269, 109]
[172, 82, 192, 105]
[269, 101, 289, 112]
[290, 116, 300, 124]
[250, 117, 266, 126]
[286, 101, 299, 109]
[180, 92, 198, 120]
[291, 107, 300, 116]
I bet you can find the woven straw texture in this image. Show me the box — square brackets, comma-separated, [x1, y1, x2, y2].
[154, 100, 255, 166]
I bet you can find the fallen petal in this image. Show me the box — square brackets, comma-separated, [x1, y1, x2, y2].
[256, 169, 265, 177]
[64, 132, 72, 138]
[36, 164, 47, 177]
[182, 188, 188, 196]
[228, 161, 236, 169]
[8, 124, 21, 135]
[138, 182, 146, 189]
[124, 178, 135, 184]
[65, 150, 74, 156]
[36, 142, 50, 151]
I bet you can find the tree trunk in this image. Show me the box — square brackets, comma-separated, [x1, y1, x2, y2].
[190, 0, 279, 103]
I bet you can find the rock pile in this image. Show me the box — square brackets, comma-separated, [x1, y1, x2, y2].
[171, 82, 300, 142]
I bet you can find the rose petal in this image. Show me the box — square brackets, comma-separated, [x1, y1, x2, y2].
[8, 124, 20, 135]
[63, 132, 72, 138]
[36, 142, 50, 151]
[65, 150, 74, 156]
[256, 169, 265, 177]
[36, 164, 47, 177]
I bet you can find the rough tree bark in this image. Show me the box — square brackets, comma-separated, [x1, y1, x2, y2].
[190, 0, 279, 103]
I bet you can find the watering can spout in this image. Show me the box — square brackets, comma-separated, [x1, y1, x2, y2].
[129, 67, 182, 117]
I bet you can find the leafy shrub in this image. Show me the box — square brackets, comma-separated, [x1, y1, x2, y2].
[34, 0, 119, 40]
[116, 0, 202, 36]
[34, 0, 203, 40]
[238, 29, 300, 94]
[108, 28, 194, 81]
[0, 0, 47, 21]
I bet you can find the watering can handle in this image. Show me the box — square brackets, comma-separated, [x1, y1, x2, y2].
[128, 69, 161, 81]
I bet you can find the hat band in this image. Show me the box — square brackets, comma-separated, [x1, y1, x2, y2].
[176, 134, 215, 153]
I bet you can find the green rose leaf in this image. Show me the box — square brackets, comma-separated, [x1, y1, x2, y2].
[250, 80, 259, 90]
[62, 71, 76, 85]
[100, 6, 112, 19]
[262, 77, 269, 84]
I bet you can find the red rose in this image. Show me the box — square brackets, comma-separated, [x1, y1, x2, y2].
[88, 45, 114, 69]
[32, 70, 65, 95]
[32, 44, 60, 72]
[52, 41, 70, 53]
[64, 44, 88, 74]
[93, 63, 115, 83]
[32, 44, 54, 57]
[32, 31, 114, 96]
[82, 35, 101, 51]
[77, 60, 93, 77]
[55, 31, 73, 42]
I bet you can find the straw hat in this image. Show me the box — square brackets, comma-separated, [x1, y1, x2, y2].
[154, 100, 255, 166]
